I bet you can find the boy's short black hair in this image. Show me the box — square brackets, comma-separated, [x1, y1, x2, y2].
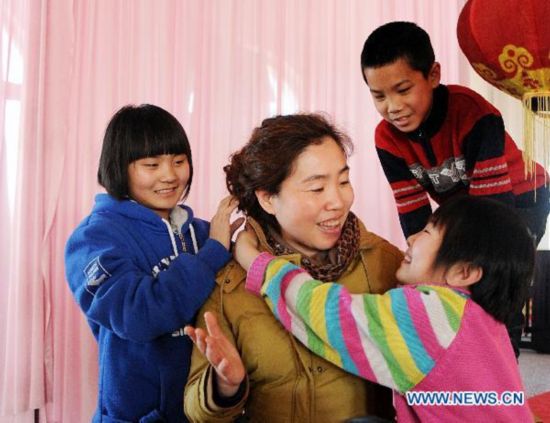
[97, 104, 193, 200]
[360, 21, 435, 78]
[430, 196, 535, 324]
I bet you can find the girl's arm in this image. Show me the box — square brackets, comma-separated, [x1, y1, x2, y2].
[65, 224, 229, 343]
[244, 253, 467, 394]
[65, 197, 240, 343]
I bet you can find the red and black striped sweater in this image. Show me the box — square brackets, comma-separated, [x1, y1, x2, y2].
[376, 84, 548, 238]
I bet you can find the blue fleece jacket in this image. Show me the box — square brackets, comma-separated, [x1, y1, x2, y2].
[65, 194, 231, 423]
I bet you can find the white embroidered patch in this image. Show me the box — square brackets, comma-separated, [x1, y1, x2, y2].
[171, 328, 186, 337]
[84, 257, 111, 287]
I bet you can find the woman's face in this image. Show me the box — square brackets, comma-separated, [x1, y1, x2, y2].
[260, 136, 354, 257]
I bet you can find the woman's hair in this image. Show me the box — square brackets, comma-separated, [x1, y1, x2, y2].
[224, 113, 353, 229]
[430, 196, 535, 324]
[97, 104, 193, 200]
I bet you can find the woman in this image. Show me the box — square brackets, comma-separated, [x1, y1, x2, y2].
[184, 114, 402, 422]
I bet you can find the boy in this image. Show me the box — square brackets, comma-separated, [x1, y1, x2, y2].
[362, 22, 549, 357]
[362, 21, 549, 243]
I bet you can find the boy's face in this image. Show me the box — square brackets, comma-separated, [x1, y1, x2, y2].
[364, 58, 440, 133]
[396, 222, 445, 285]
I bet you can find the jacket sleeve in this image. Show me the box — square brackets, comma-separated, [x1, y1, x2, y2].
[462, 113, 515, 205]
[376, 133, 432, 238]
[184, 287, 249, 422]
[64, 218, 231, 343]
[246, 254, 465, 394]
[361, 236, 403, 294]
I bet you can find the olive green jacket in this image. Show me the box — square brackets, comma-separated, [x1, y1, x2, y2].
[184, 219, 403, 423]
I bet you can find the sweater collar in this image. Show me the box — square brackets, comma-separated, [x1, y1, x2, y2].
[407, 282, 471, 298]
[407, 84, 448, 141]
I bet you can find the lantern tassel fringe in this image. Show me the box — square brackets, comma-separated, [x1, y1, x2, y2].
[523, 92, 550, 185]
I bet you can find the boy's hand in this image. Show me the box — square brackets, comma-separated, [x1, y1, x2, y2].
[209, 196, 244, 250]
[234, 223, 261, 271]
[184, 312, 246, 398]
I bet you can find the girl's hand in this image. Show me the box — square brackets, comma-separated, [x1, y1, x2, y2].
[209, 196, 244, 250]
[234, 224, 261, 271]
[184, 312, 246, 398]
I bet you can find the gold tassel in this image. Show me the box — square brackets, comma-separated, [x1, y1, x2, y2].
[523, 92, 550, 184]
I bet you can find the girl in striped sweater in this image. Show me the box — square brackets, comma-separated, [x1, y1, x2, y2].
[188, 196, 535, 422]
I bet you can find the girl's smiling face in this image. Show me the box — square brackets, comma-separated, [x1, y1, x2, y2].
[128, 154, 190, 219]
[396, 222, 446, 285]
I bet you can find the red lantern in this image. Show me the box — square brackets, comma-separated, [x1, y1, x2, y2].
[457, 0, 550, 170]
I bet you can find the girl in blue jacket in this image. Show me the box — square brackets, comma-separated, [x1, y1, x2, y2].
[65, 104, 240, 423]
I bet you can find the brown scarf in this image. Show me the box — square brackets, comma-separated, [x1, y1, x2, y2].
[265, 212, 360, 282]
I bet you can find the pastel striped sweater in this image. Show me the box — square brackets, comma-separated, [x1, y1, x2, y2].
[246, 253, 533, 422]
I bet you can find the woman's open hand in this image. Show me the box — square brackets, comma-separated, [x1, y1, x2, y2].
[184, 312, 246, 398]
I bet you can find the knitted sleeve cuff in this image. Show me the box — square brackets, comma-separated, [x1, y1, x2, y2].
[245, 252, 275, 296]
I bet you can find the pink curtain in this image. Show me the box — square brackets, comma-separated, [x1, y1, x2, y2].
[0, 0, 52, 420]
[0, 1, 469, 421]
